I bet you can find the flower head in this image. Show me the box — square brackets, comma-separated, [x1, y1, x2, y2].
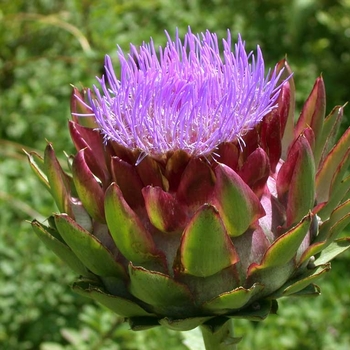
[87, 28, 283, 158]
[27, 27, 350, 334]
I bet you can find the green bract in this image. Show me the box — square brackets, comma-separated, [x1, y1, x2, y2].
[26, 58, 350, 332]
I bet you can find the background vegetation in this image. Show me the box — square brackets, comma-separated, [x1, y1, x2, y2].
[1, 0, 350, 349]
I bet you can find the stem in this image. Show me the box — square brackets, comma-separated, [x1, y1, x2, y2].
[91, 316, 124, 350]
[200, 319, 238, 350]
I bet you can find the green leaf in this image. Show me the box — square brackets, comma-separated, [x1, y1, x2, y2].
[318, 173, 350, 221]
[317, 105, 344, 167]
[251, 214, 311, 270]
[72, 280, 153, 317]
[178, 204, 238, 277]
[202, 283, 264, 315]
[298, 241, 325, 267]
[128, 264, 194, 318]
[31, 220, 91, 277]
[105, 183, 164, 267]
[54, 214, 126, 279]
[277, 135, 315, 226]
[24, 150, 50, 189]
[316, 127, 350, 203]
[214, 163, 265, 237]
[306, 213, 350, 263]
[278, 60, 295, 160]
[282, 263, 330, 296]
[316, 200, 350, 244]
[314, 237, 350, 266]
[44, 143, 74, 216]
[289, 284, 320, 297]
[295, 76, 325, 163]
[72, 148, 106, 223]
[286, 136, 315, 226]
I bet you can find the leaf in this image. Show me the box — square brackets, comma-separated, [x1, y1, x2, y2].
[316, 127, 350, 204]
[277, 135, 315, 226]
[314, 237, 350, 266]
[105, 183, 165, 266]
[202, 283, 264, 314]
[214, 164, 265, 237]
[24, 150, 49, 188]
[282, 264, 330, 296]
[295, 76, 325, 162]
[178, 204, 238, 277]
[54, 214, 126, 279]
[31, 220, 91, 277]
[72, 148, 106, 223]
[128, 264, 194, 317]
[72, 280, 153, 317]
[44, 143, 74, 216]
[251, 214, 312, 270]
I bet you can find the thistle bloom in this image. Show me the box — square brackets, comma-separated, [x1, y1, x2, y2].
[89, 30, 282, 159]
[27, 28, 350, 347]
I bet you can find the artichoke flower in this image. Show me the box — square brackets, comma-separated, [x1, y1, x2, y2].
[27, 28, 350, 342]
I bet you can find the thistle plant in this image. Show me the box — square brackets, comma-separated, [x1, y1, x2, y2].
[26, 28, 350, 349]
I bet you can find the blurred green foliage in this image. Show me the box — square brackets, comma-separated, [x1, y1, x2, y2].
[1, 0, 350, 349]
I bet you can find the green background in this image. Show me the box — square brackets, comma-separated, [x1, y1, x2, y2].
[1, 0, 350, 349]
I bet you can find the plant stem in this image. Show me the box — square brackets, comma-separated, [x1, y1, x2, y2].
[91, 316, 124, 350]
[200, 319, 238, 350]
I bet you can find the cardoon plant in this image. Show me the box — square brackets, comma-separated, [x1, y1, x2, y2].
[26, 28, 350, 349]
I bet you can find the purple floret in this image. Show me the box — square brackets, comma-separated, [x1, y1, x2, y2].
[88, 28, 284, 157]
